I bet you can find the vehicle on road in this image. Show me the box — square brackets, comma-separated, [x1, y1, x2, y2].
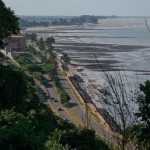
[54, 99, 57, 102]
[57, 107, 61, 111]
[64, 117, 69, 121]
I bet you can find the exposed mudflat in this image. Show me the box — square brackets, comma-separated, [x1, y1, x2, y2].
[24, 18, 150, 107]
[54, 42, 147, 71]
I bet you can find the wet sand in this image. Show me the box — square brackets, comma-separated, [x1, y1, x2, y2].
[54, 42, 147, 71]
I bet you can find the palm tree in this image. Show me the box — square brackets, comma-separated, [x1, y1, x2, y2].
[61, 53, 71, 66]
[45, 37, 55, 49]
[37, 37, 45, 51]
[61, 53, 71, 71]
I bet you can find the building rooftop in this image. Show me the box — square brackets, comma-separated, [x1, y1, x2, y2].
[10, 35, 25, 39]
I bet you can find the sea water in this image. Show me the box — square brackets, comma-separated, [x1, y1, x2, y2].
[38, 18, 150, 110]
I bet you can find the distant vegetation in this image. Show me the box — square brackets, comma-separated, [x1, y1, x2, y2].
[19, 15, 106, 28]
[51, 15, 98, 26]
[20, 19, 49, 28]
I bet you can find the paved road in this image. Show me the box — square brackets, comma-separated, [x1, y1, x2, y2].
[1, 50, 119, 146]
[56, 69, 118, 144]
[46, 78, 71, 120]
[57, 70, 84, 123]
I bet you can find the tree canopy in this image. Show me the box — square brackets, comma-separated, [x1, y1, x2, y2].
[61, 53, 71, 64]
[134, 80, 150, 149]
[0, 65, 28, 110]
[0, 0, 19, 47]
[0, 64, 110, 150]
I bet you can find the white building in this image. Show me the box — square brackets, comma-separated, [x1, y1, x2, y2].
[5, 35, 26, 53]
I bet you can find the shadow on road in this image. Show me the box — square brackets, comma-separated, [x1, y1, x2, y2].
[59, 78, 66, 81]
[46, 82, 53, 88]
[38, 87, 49, 102]
[69, 102, 78, 108]
[63, 86, 69, 90]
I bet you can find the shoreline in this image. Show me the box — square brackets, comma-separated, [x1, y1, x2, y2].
[23, 23, 150, 91]
[25, 24, 89, 31]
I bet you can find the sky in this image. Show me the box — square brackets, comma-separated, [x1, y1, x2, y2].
[2, 0, 150, 16]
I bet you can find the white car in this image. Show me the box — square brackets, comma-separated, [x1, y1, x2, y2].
[64, 117, 69, 121]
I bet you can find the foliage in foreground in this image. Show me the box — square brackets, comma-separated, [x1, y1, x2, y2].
[0, 65, 110, 150]
[132, 80, 150, 149]
[95, 61, 150, 150]
[126, 81, 150, 149]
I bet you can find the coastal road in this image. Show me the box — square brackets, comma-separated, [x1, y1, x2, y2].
[57, 69, 84, 124]
[0, 50, 121, 146]
[56, 69, 118, 144]
[46, 79, 71, 120]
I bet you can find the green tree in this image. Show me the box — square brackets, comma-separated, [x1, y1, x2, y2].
[37, 37, 45, 51]
[46, 47, 56, 61]
[45, 36, 55, 48]
[136, 80, 150, 127]
[14, 55, 32, 65]
[24, 64, 44, 73]
[61, 53, 71, 71]
[45, 138, 71, 150]
[0, 65, 41, 112]
[0, 109, 44, 150]
[0, 0, 19, 47]
[134, 80, 150, 149]
[53, 128, 110, 150]
[25, 33, 37, 42]
[61, 53, 71, 65]
[0, 65, 28, 110]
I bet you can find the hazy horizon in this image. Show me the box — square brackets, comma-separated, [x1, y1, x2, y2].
[2, 0, 150, 16]
[18, 15, 150, 18]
